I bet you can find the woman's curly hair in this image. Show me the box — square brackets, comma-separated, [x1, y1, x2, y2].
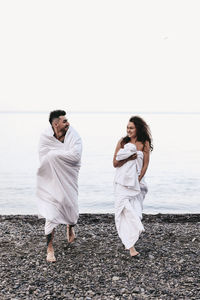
[121, 116, 153, 151]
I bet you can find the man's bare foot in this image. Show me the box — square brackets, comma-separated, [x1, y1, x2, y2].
[46, 249, 56, 262]
[67, 225, 75, 243]
[130, 246, 139, 257]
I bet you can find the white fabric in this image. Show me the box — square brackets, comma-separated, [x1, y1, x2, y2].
[114, 143, 140, 191]
[36, 126, 82, 235]
[114, 143, 147, 249]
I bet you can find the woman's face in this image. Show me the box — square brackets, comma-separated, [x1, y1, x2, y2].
[127, 122, 137, 138]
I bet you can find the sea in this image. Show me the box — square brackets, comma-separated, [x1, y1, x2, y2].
[0, 111, 199, 215]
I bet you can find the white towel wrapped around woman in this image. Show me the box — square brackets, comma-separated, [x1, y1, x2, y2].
[114, 143, 147, 249]
[36, 126, 82, 235]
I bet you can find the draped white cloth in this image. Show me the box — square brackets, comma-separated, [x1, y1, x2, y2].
[114, 143, 140, 190]
[114, 143, 147, 249]
[36, 126, 82, 235]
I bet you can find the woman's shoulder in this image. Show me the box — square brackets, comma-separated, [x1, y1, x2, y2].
[116, 137, 123, 145]
[135, 141, 144, 151]
[115, 138, 123, 151]
[135, 140, 150, 152]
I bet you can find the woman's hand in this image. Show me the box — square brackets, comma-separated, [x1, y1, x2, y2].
[114, 153, 137, 168]
[113, 154, 136, 168]
[113, 139, 137, 168]
[128, 153, 137, 161]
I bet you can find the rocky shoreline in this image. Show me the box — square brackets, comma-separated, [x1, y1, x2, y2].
[0, 214, 199, 299]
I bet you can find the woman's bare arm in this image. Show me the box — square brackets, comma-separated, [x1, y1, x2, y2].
[138, 141, 150, 181]
[113, 139, 137, 168]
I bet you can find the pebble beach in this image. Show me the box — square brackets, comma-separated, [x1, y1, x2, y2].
[0, 214, 199, 299]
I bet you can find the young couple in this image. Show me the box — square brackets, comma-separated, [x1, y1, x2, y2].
[36, 110, 153, 262]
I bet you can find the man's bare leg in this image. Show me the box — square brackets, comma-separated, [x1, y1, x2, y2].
[129, 246, 139, 257]
[46, 229, 56, 262]
[67, 225, 75, 243]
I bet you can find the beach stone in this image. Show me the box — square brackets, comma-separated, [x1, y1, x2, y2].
[86, 290, 95, 297]
[0, 213, 199, 299]
[132, 287, 140, 294]
[112, 276, 120, 281]
[149, 254, 154, 259]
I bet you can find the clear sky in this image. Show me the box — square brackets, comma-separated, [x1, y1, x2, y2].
[0, 1, 200, 112]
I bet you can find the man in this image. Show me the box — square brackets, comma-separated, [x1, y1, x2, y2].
[36, 110, 82, 262]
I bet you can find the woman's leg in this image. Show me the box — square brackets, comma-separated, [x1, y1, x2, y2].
[46, 229, 56, 262]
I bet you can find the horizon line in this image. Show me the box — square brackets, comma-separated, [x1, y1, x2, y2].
[0, 110, 200, 115]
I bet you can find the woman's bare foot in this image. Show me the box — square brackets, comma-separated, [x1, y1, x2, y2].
[46, 230, 56, 262]
[67, 225, 75, 243]
[129, 246, 139, 257]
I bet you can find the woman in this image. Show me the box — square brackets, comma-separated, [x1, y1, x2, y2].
[113, 116, 153, 257]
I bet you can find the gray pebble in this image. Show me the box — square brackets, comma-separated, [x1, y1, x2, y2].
[0, 213, 199, 299]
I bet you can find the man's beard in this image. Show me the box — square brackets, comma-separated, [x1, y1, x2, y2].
[61, 126, 69, 134]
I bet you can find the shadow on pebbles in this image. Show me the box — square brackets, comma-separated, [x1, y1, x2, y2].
[0, 214, 199, 299]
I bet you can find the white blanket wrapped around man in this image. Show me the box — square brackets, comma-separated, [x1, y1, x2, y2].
[36, 126, 82, 235]
[114, 143, 147, 249]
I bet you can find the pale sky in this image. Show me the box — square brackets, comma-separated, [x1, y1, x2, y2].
[0, 0, 200, 112]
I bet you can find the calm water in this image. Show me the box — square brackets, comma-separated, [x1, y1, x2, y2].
[0, 112, 199, 214]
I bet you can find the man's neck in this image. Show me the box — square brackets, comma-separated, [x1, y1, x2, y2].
[53, 128, 66, 141]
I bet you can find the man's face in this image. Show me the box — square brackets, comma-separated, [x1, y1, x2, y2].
[56, 116, 70, 134]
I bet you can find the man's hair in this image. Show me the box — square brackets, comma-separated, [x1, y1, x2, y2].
[49, 110, 66, 124]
